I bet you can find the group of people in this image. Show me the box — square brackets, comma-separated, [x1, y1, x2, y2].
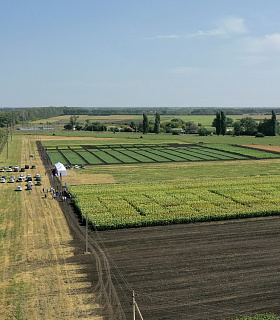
[43, 187, 70, 201]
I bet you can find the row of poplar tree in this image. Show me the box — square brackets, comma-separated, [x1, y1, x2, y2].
[214, 110, 278, 136]
[142, 112, 160, 134]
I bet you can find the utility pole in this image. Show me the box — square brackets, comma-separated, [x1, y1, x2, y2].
[133, 290, 136, 320]
[85, 212, 88, 253]
[10, 123, 12, 143]
[6, 124, 9, 159]
[132, 290, 144, 320]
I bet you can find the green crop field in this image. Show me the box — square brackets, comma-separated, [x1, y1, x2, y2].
[69, 175, 280, 230]
[44, 143, 280, 166]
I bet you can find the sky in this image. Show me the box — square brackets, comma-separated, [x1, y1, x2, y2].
[1, 0, 280, 108]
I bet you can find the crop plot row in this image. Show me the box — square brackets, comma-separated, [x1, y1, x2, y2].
[45, 143, 280, 165]
[205, 144, 280, 158]
[69, 175, 280, 230]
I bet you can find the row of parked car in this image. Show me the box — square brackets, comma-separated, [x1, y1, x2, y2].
[0, 164, 37, 173]
[1, 173, 41, 183]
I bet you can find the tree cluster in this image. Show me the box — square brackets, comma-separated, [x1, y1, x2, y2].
[142, 112, 161, 134]
[213, 111, 229, 135]
[64, 116, 108, 131]
[212, 110, 278, 136]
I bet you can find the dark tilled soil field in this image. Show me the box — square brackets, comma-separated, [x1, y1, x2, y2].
[95, 217, 280, 320]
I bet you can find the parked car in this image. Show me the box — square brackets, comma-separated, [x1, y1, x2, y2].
[16, 186, 22, 191]
[27, 184, 32, 190]
[74, 165, 79, 169]
[7, 168, 12, 172]
[31, 165, 36, 169]
[27, 181, 33, 186]
[0, 178, 5, 183]
[37, 181, 42, 186]
[81, 164, 86, 169]
[20, 168, 25, 172]
[9, 178, 15, 183]
[14, 167, 18, 172]
[0, 168, 4, 172]
[17, 177, 24, 182]
[30, 154, 34, 158]
[25, 165, 29, 169]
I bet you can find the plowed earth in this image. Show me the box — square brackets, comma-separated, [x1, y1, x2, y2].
[98, 217, 280, 320]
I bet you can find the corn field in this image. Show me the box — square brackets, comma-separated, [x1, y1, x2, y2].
[69, 175, 280, 230]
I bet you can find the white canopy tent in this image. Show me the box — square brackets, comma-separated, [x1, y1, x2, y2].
[55, 162, 67, 176]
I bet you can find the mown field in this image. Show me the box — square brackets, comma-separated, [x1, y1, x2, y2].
[0, 134, 105, 319]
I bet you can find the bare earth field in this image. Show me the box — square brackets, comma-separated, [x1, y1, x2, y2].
[243, 144, 280, 153]
[98, 217, 280, 320]
[38, 135, 116, 141]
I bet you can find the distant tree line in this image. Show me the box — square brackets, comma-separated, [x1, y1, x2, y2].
[0, 106, 279, 136]
[2, 106, 280, 128]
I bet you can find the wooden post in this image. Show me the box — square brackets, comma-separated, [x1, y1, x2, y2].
[85, 212, 88, 253]
[6, 124, 8, 159]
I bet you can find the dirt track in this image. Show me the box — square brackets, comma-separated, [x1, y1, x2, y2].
[97, 217, 280, 320]
[38, 137, 126, 319]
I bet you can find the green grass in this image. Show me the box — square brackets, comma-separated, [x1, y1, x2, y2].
[37, 130, 280, 147]
[60, 150, 86, 165]
[90, 150, 121, 164]
[47, 150, 66, 164]
[104, 149, 138, 163]
[80, 157, 280, 184]
[76, 150, 104, 164]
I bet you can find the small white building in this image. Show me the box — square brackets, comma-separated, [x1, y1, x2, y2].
[55, 162, 67, 176]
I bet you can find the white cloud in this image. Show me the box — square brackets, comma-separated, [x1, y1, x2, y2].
[188, 17, 248, 38]
[153, 17, 248, 40]
[155, 34, 180, 39]
[246, 33, 280, 53]
[223, 17, 248, 34]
